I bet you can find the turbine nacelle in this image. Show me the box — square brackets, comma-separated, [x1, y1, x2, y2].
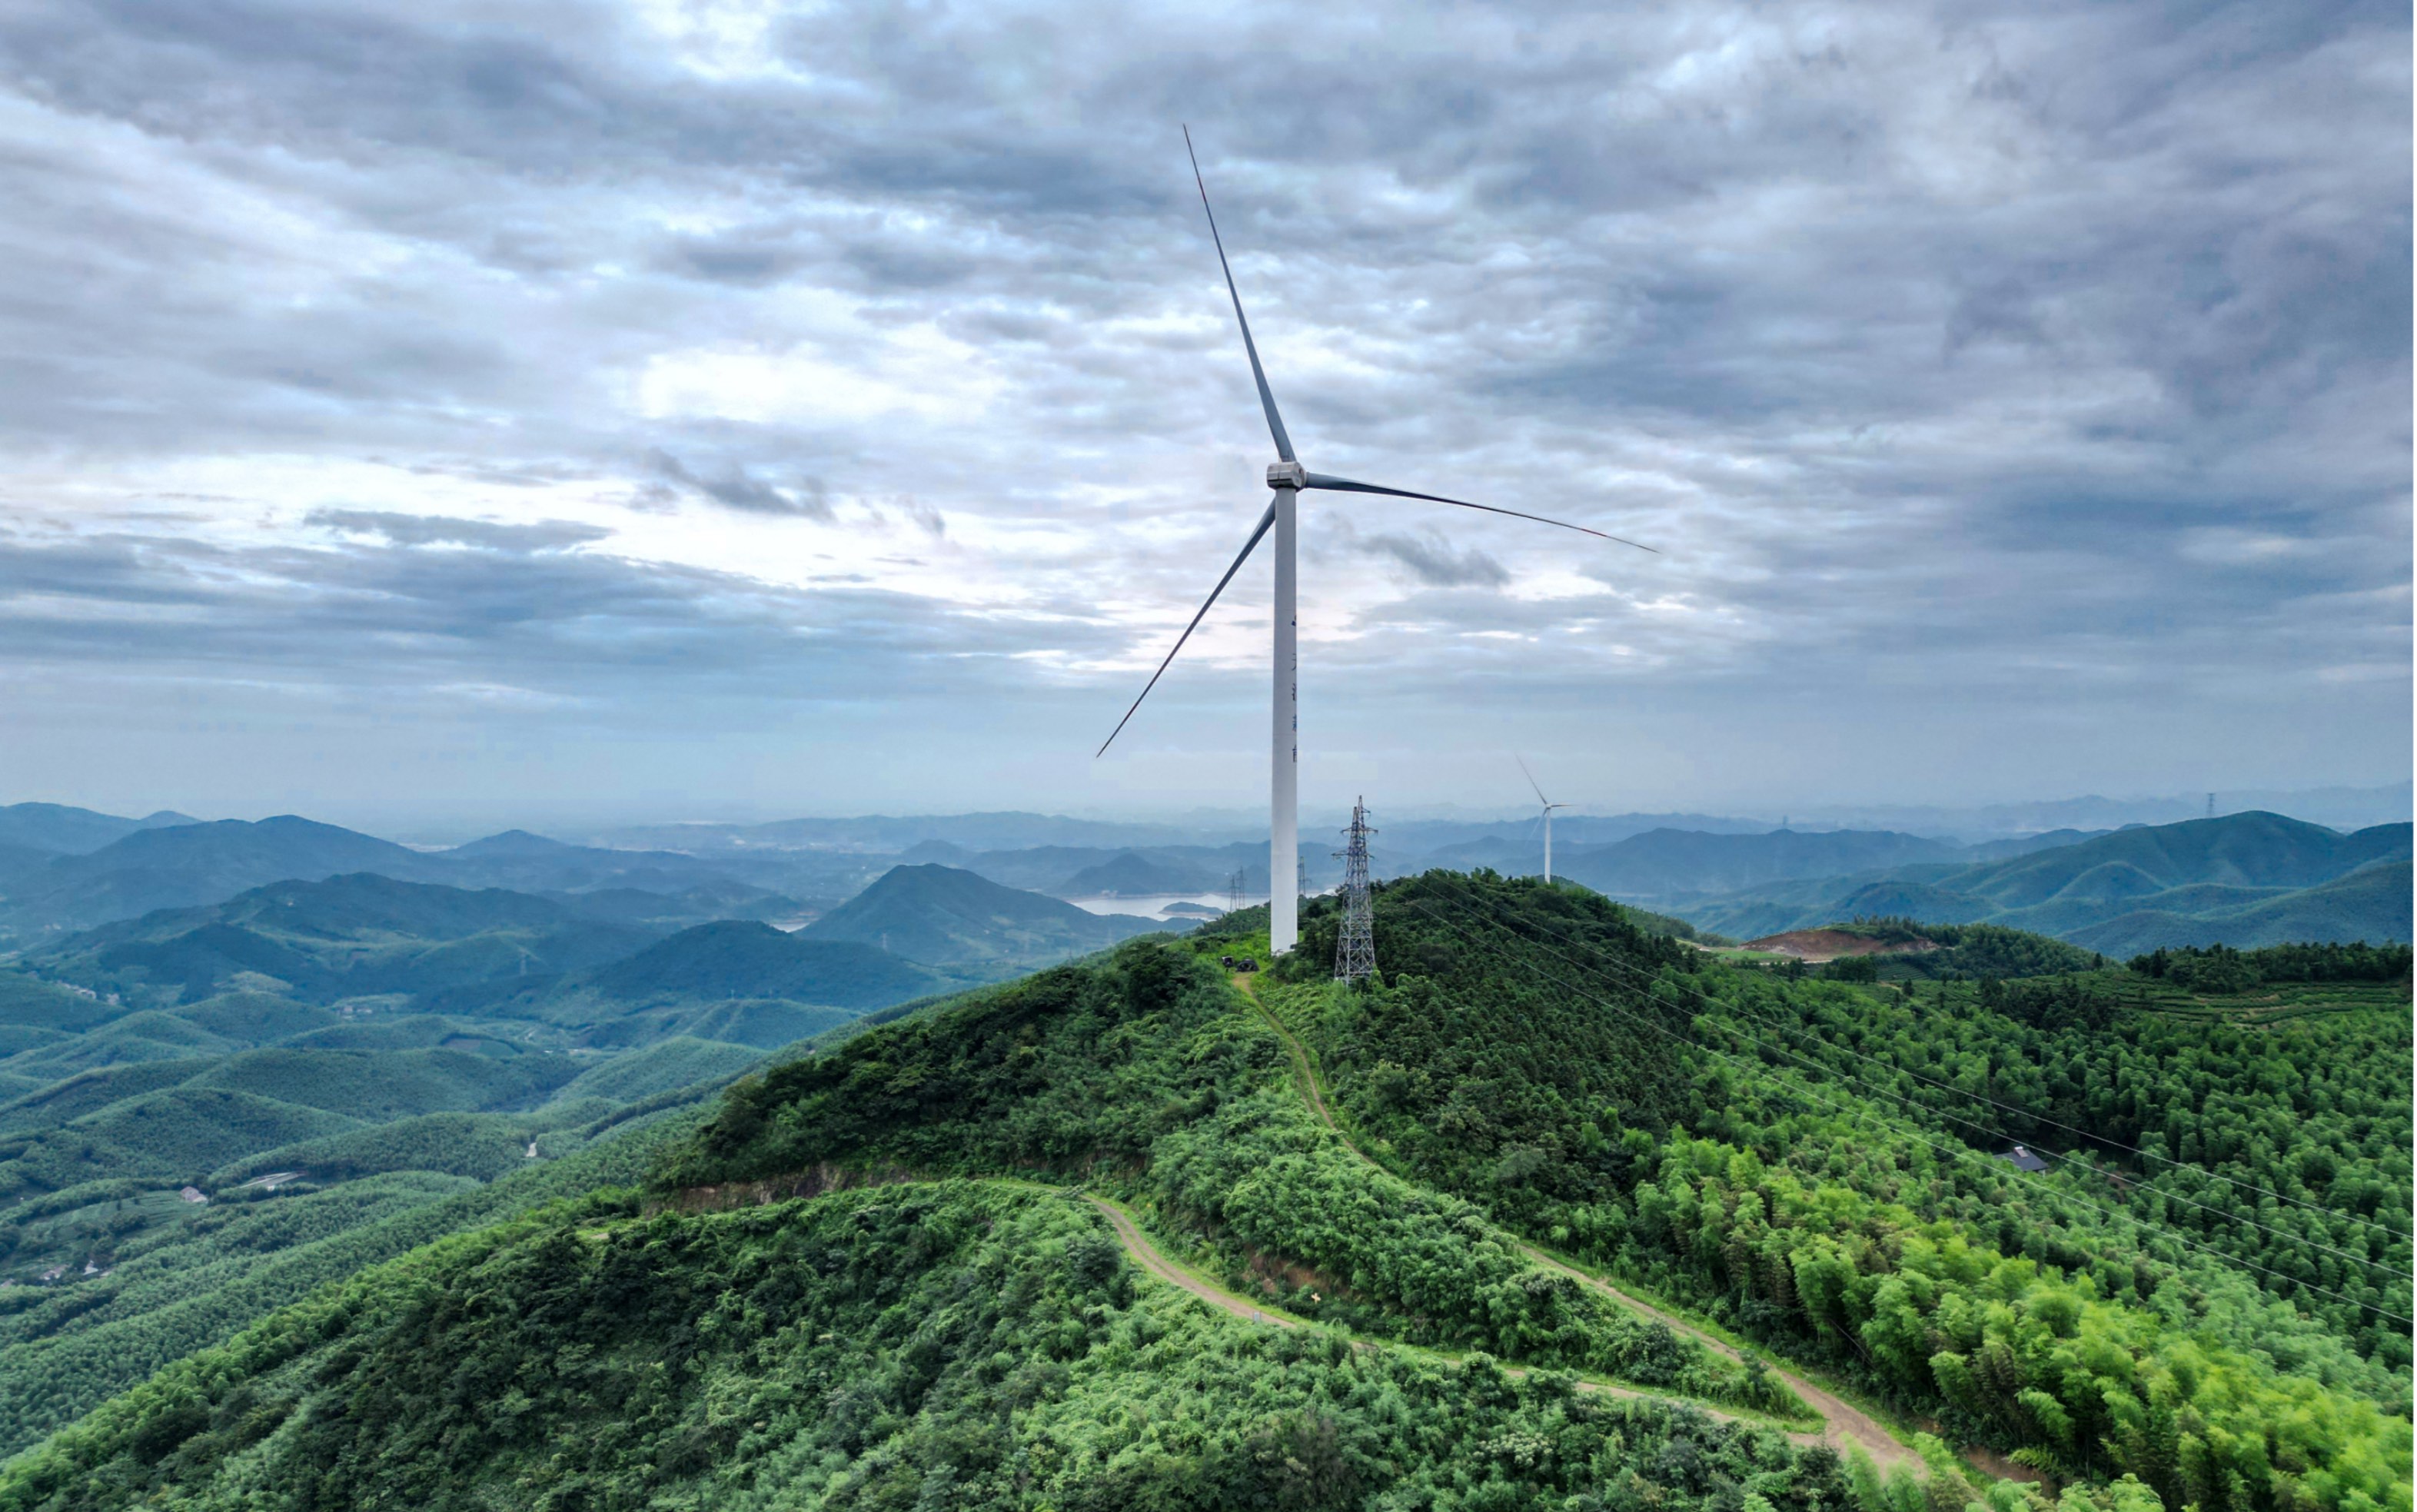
[1267, 460, 1307, 490]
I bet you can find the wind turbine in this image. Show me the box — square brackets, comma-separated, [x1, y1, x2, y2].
[1098, 131, 1655, 954]
[1518, 756, 1572, 885]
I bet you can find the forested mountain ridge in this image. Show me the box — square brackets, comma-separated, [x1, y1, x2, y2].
[0, 817, 800, 942]
[1275, 881, 2408, 1490]
[0, 876, 2405, 1511]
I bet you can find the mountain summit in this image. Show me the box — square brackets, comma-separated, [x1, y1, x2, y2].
[800, 863, 1174, 968]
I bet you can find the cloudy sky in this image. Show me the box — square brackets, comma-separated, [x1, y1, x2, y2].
[0, 0, 2406, 834]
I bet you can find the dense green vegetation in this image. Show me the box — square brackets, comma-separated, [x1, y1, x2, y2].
[2127, 941, 2412, 992]
[0, 948, 810, 1455]
[1245, 875, 2409, 1510]
[0, 1099, 708, 1458]
[0, 862, 2405, 1511]
[663, 941, 1792, 1415]
[0, 1181, 1855, 1512]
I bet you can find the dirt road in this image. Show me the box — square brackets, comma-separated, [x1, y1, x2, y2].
[1085, 1195, 1298, 1330]
[1081, 1191, 1810, 1437]
[1236, 975, 1915, 1471]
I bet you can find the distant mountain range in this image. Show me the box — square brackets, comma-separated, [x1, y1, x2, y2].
[18, 861, 1175, 1045]
[16, 872, 920, 1050]
[1677, 813, 2412, 952]
[0, 816, 825, 942]
[1, 800, 2404, 965]
[0, 803, 198, 857]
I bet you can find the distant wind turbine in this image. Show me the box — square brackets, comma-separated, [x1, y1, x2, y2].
[1098, 129, 1655, 955]
[1518, 756, 1572, 885]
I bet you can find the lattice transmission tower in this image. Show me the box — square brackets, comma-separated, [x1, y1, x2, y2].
[1333, 798, 1377, 983]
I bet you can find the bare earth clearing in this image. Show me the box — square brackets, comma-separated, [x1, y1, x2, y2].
[1738, 929, 1935, 964]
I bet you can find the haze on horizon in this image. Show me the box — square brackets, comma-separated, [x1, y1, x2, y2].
[1, 0, 2407, 833]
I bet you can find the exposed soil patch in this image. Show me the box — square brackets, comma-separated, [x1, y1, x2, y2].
[1740, 929, 1937, 964]
[657, 1162, 924, 1215]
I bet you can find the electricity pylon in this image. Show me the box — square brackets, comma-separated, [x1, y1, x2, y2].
[1334, 798, 1377, 983]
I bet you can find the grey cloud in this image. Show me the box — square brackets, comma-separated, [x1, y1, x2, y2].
[1360, 531, 1510, 589]
[0, 522, 1103, 701]
[0, 0, 2402, 812]
[647, 450, 833, 520]
[305, 510, 610, 553]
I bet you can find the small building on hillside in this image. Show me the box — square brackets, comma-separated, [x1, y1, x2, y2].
[179, 1186, 209, 1204]
[1998, 1145, 2050, 1174]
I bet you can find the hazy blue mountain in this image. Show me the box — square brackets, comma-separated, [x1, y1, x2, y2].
[2, 818, 439, 939]
[1553, 827, 1968, 902]
[1376, 811, 1771, 856]
[596, 811, 1213, 856]
[545, 881, 819, 929]
[1949, 812, 2407, 907]
[438, 829, 755, 895]
[25, 874, 663, 1009]
[952, 842, 1277, 896]
[802, 863, 1176, 967]
[570, 920, 947, 1016]
[0, 842, 63, 892]
[0, 818, 821, 942]
[2062, 859, 2415, 957]
[0, 804, 197, 857]
[1958, 829, 2115, 861]
[1679, 813, 2412, 951]
[1058, 849, 1222, 896]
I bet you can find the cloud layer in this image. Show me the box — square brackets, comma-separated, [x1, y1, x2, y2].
[0, 0, 2405, 826]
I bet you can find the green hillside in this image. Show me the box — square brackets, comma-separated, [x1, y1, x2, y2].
[0, 912, 836, 1457]
[0, 1099, 715, 1459]
[801, 862, 1175, 967]
[0, 872, 2405, 1512]
[1686, 814, 2411, 949]
[0, 1182, 1849, 1512]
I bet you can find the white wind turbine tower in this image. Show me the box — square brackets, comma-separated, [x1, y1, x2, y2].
[1518, 756, 1572, 885]
[1099, 131, 1655, 954]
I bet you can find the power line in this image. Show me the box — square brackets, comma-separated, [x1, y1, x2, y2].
[1385, 881, 2414, 1327]
[1407, 872, 2409, 1254]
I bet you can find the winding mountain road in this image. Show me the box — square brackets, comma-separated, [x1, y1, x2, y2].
[1080, 1191, 1817, 1434]
[1232, 973, 1917, 1471]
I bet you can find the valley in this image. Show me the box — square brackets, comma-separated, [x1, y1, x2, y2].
[0, 801, 2401, 1510]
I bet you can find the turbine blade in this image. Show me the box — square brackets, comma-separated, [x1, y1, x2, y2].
[1303, 473, 1657, 553]
[1096, 498, 1280, 759]
[1184, 127, 1295, 464]
[1516, 754, 1549, 808]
